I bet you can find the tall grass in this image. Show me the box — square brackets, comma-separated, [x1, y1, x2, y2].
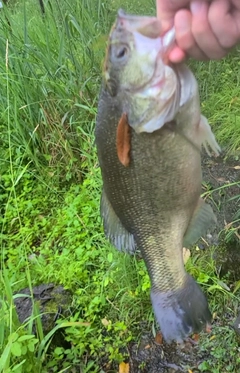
[190, 53, 240, 153]
[0, 0, 113, 180]
[0, 0, 239, 185]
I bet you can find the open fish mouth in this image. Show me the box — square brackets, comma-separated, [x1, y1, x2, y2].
[141, 65, 166, 95]
[128, 72, 166, 95]
[126, 51, 166, 95]
[139, 77, 166, 97]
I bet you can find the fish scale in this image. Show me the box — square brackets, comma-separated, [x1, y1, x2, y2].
[95, 10, 220, 343]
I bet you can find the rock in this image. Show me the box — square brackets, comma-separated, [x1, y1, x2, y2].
[213, 242, 240, 281]
[14, 283, 72, 347]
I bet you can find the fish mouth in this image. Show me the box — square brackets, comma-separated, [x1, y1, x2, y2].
[117, 9, 162, 39]
[148, 74, 165, 90]
[126, 50, 166, 95]
[135, 55, 166, 95]
[139, 77, 166, 97]
[124, 72, 165, 95]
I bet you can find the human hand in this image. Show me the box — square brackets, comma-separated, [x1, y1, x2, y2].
[156, 0, 240, 62]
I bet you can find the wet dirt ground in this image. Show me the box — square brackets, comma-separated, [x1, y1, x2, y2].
[119, 153, 240, 373]
[128, 329, 208, 373]
[202, 153, 240, 243]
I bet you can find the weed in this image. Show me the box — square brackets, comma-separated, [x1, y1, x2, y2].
[190, 51, 240, 153]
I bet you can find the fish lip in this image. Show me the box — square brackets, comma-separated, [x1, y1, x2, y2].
[139, 76, 166, 96]
[125, 75, 165, 95]
[148, 69, 166, 90]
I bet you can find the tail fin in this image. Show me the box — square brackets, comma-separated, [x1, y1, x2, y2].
[151, 275, 211, 343]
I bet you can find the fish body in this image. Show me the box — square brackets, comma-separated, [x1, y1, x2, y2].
[95, 10, 220, 343]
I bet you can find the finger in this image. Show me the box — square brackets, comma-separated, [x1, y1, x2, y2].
[168, 46, 186, 63]
[209, 0, 240, 49]
[156, 0, 175, 31]
[156, 0, 192, 33]
[175, 10, 208, 60]
[190, 0, 228, 59]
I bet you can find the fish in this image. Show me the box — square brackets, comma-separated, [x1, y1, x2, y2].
[95, 9, 221, 343]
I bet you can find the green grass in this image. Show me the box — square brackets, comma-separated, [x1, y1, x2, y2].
[190, 53, 240, 153]
[0, 1, 240, 372]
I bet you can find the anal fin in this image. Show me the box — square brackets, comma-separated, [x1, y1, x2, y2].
[183, 198, 217, 248]
[100, 189, 137, 254]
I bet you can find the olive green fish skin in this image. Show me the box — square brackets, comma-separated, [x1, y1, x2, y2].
[95, 10, 219, 343]
[95, 87, 211, 342]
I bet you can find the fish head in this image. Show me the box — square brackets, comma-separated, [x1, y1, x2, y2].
[103, 10, 179, 133]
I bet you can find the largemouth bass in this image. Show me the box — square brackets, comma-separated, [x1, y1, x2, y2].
[95, 10, 220, 343]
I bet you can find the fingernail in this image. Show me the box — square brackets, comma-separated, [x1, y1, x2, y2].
[191, 1, 204, 15]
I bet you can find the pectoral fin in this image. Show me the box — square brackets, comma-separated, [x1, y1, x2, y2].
[116, 112, 131, 167]
[183, 198, 217, 248]
[100, 189, 136, 254]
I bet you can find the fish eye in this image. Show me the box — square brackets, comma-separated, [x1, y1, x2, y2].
[116, 46, 128, 59]
[111, 44, 129, 63]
